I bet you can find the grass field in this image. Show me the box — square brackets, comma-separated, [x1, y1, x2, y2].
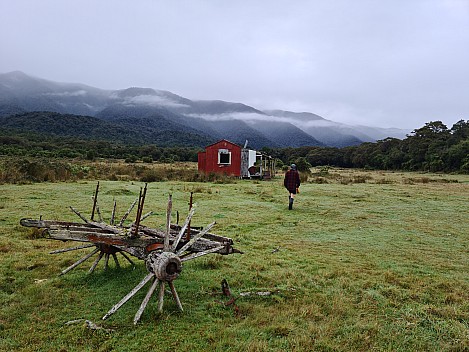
[0, 167, 468, 351]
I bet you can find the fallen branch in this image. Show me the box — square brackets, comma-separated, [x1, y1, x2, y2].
[239, 291, 278, 297]
[65, 319, 114, 333]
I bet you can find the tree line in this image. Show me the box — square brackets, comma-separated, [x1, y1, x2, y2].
[0, 131, 200, 163]
[269, 120, 469, 173]
[1, 120, 468, 173]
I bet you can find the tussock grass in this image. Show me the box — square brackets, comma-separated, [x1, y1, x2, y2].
[0, 168, 468, 351]
[0, 157, 242, 185]
[0, 157, 201, 184]
[309, 167, 462, 186]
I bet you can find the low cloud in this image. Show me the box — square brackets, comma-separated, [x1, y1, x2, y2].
[187, 111, 339, 127]
[119, 94, 190, 108]
[187, 112, 266, 122]
[43, 90, 87, 97]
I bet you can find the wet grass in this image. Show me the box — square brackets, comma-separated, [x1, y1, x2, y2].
[0, 169, 468, 351]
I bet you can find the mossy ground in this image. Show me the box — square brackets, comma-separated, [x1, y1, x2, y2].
[0, 168, 468, 351]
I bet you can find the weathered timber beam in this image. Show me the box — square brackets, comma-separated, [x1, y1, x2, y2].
[87, 221, 123, 234]
[50, 243, 96, 254]
[180, 245, 226, 262]
[118, 246, 146, 260]
[138, 225, 173, 238]
[48, 227, 162, 248]
[21, 219, 120, 234]
[21, 218, 95, 229]
[170, 224, 234, 245]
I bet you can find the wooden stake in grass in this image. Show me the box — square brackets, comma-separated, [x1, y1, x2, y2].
[133, 183, 148, 238]
[164, 194, 172, 251]
[110, 199, 117, 225]
[90, 181, 99, 221]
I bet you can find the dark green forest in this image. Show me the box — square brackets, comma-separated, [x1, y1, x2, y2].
[1, 119, 468, 173]
[0, 131, 200, 163]
[269, 120, 469, 173]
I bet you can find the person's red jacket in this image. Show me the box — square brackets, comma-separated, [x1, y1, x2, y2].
[284, 169, 300, 193]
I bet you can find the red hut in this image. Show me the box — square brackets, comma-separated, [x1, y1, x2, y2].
[198, 139, 242, 177]
[198, 139, 276, 179]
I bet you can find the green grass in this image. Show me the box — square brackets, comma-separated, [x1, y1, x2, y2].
[0, 169, 468, 351]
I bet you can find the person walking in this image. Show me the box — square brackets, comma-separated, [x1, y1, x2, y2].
[284, 163, 300, 210]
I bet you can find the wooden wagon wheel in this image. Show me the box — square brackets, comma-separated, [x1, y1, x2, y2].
[49, 196, 141, 275]
[51, 242, 136, 276]
[20, 183, 240, 324]
[102, 195, 223, 324]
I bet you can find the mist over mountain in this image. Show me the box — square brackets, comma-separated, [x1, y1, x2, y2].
[0, 111, 213, 147]
[0, 71, 409, 148]
[0, 71, 110, 116]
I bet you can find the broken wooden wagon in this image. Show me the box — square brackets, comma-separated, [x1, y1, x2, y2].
[20, 183, 241, 324]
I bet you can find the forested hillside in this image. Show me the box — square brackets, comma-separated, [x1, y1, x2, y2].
[0, 111, 213, 148]
[0, 116, 467, 173]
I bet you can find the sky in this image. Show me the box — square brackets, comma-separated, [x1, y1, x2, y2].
[1, 0, 468, 129]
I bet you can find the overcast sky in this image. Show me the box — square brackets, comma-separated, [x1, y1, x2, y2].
[1, 0, 468, 129]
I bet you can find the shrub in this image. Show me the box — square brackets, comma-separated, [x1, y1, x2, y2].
[140, 169, 165, 182]
[125, 155, 138, 163]
[311, 177, 329, 184]
[316, 166, 330, 176]
[294, 157, 312, 173]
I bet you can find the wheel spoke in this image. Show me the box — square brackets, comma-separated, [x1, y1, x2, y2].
[89, 252, 104, 273]
[60, 247, 100, 275]
[112, 253, 120, 268]
[120, 251, 136, 267]
[157, 280, 165, 313]
[118, 198, 138, 227]
[171, 206, 196, 252]
[104, 253, 110, 270]
[134, 277, 159, 324]
[176, 222, 216, 256]
[169, 281, 183, 312]
[102, 273, 154, 320]
[140, 211, 153, 222]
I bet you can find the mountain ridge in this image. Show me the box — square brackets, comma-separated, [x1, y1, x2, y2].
[0, 71, 409, 148]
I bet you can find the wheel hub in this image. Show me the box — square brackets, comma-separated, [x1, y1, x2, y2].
[147, 251, 182, 281]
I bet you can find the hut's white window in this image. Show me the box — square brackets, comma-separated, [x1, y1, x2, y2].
[218, 149, 231, 165]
